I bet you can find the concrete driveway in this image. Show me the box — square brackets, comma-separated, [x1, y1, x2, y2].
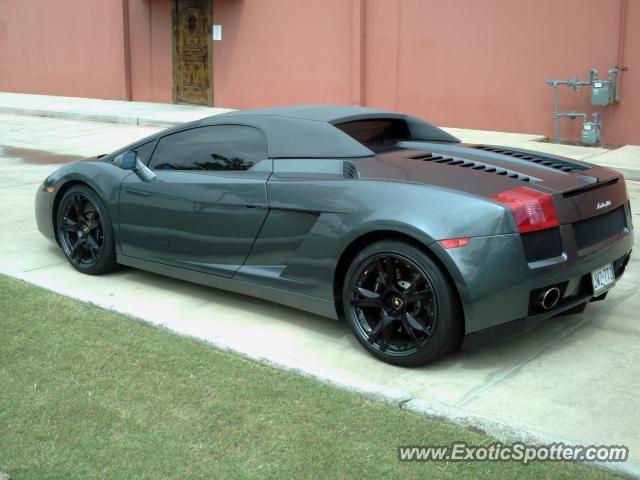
[1, 113, 639, 476]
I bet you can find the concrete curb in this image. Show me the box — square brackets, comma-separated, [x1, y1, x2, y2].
[1, 265, 638, 478]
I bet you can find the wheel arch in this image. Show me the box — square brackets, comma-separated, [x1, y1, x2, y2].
[332, 229, 467, 327]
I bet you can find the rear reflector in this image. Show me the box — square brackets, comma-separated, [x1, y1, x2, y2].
[438, 237, 470, 249]
[490, 187, 559, 233]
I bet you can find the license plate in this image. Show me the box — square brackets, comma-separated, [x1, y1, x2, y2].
[591, 263, 615, 296]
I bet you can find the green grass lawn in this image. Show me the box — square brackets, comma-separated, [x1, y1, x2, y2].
[0, 274, 619, 479]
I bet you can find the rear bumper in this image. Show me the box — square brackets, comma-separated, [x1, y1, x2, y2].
[461, 250, 631, 349]
[437, 201, 634, 345]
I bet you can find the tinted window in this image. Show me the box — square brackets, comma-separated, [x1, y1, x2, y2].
[149, 125, 267, 171]
[134, 140, 157, 165]
[335, 119, 410, 145]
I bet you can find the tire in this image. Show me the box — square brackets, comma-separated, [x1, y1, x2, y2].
[56, 185, 118, 275]
[342, 240, 462, 367]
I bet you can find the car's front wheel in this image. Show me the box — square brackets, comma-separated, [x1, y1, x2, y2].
[56, 185, 117, 275]
[343, 240, 462, 367]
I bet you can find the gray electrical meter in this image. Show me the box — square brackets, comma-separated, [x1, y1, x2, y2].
[591, 80, 613, 106]
[581, 120, 600, 145]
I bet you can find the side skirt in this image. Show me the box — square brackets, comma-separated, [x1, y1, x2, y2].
[116, 254, 338, 320]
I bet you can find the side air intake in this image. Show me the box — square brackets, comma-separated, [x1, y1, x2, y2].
[409, 153, 539, 183]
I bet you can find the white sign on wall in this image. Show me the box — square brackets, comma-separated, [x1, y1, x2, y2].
[213, 25, 222, 41]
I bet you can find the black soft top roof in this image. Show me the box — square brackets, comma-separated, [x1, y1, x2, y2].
[199, 105, 459, 158]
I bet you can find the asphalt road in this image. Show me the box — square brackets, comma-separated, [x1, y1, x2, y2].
[1, 113, 639, 476]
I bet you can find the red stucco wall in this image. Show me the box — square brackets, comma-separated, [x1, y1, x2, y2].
[0, 0, 129, 100]
[211, 0, 639, 145]
[212, 0, 354, 108]
[362, 0, 639, 145]
[0, 0, 638, 145]
[129, 0, 173, 103]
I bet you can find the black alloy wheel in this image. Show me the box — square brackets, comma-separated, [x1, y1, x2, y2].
[343, 240, 462, 367]
[56, 185, 117, 275]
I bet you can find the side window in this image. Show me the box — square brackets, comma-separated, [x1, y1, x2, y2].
[335, 119, 410, 145]
[148, 125, 268, 171]
[134, 140, 157, 165]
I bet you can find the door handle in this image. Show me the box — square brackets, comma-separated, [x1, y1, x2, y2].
[244, 204, 267, 209]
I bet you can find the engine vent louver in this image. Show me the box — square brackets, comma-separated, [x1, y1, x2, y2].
[343, 161, 359, 179]
[473, 145, 588, 172]
[409, 153, 536, 183]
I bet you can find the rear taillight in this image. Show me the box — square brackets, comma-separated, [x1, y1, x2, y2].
[490, 187, 559, 233]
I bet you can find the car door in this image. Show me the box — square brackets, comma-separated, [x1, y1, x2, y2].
[118, 125, 271, 278]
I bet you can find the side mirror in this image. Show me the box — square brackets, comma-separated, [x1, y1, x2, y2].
[121, 151, 138, 170]
[118, 151, 157, 182]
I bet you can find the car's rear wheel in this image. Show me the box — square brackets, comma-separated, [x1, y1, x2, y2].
[56, 185, 117, 275]
[343, 240, 462, 367]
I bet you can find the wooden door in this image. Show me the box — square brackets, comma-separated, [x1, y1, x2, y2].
[172, 0, 211, 105]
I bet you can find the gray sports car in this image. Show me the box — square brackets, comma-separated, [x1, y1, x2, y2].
[35, 106, 633, 366]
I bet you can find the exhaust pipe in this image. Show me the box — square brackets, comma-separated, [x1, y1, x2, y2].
[537, 287, 561, 311]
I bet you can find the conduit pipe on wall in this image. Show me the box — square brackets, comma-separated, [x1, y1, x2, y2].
[351, 0, 366, 106]
[617, 0, 628, 72]
[122, 0, 132, 101]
